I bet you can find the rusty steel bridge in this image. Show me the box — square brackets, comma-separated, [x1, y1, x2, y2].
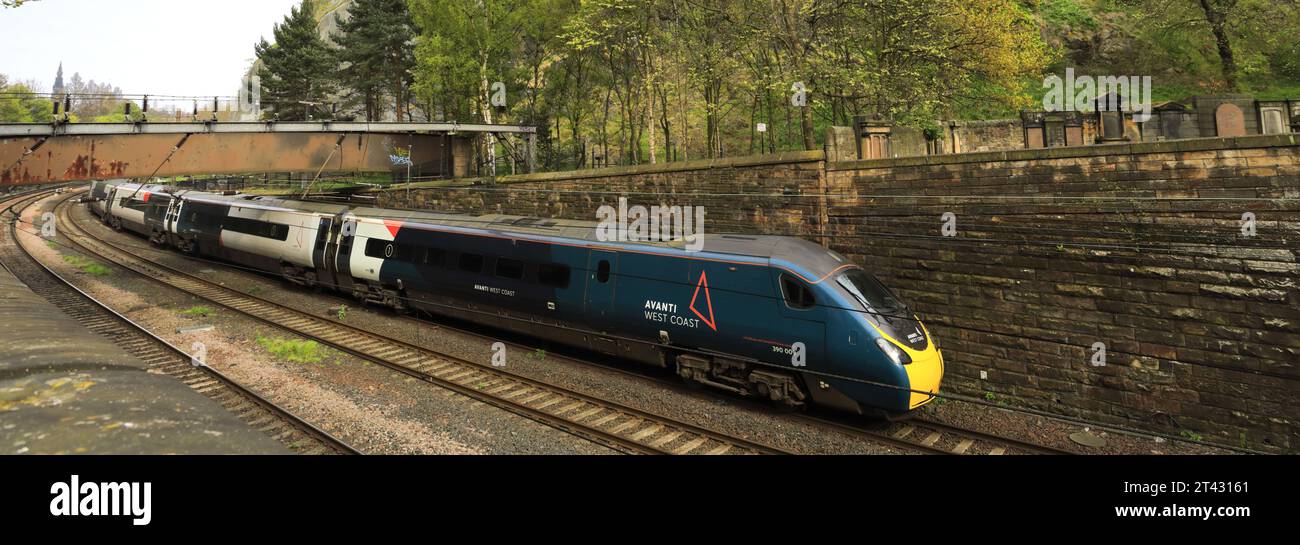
[0, 122, 537, 186]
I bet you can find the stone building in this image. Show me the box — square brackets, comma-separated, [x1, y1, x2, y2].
[51, 62, 65, 97]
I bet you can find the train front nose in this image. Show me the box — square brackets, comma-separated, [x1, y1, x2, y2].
[904, 343, 944, 410]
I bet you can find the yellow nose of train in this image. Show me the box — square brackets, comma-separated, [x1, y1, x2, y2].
[901, 322, 944, 409]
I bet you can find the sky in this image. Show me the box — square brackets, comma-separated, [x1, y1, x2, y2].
[0, 0, 304, 96]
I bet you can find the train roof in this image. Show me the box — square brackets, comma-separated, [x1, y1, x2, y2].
[164, 189, 853, 280]
[353, 205, 852, 278]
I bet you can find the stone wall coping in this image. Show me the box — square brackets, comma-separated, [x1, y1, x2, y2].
[948, 119, 1020, 128]
[370, 150, 826, 192]
[491, 150, 826, 185]
[826, 133, 1300, 171]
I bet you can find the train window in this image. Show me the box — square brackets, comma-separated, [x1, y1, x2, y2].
[423, 248, 445, 267]
[780, 274, 816, 310]
[538, 263, 570, 288]
[225, 216, 289, 241]
[837, 269, 905, 312]
[597, 260, 611, 283]
[365, 238, 393, 259]
[458, 253, 484, 274]
[119, 198, 150, 212]
[495, 258, 525, 280]
[364, 239, 426, 263]
[145, 197, 170, 221]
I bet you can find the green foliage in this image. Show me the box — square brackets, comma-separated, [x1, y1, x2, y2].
[255, 0, 339, 120]
[62, 255, 111, 276]
[1100, 0, 1300, 93]
[257, 336, 324, 364]
[181, 306, 215, 317]
[1041, 0, 1098, 30]
[336, 304, 348, 321]
[0, 83, 54, 122]
[332, 0, 416, 121]
[250, 0, 1299, 171]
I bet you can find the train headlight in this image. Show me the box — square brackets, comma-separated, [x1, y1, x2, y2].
[875, 338, 912, 366]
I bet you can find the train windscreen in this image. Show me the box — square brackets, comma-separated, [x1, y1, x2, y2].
[837, 269, 905, 314]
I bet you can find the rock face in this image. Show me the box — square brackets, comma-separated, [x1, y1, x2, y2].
[1043, 12, 1140, 71]
[315, 0, 355, 46]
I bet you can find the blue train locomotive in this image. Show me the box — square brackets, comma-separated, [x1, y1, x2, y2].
[95, 184, 944, 416]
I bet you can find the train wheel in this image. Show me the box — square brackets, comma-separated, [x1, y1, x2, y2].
[749, 369, 808, 411]
[304, 271, 321, 293]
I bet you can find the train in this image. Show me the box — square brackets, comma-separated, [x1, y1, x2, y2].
[85, 179, 944, 417]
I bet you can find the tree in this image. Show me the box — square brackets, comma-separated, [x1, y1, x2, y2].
[333, 0, 416, 121]
[255, 0, 338, 120]
[821, 0, 1047, 124]
[0, 83, 54, 122]
[410, 0, 532, 175]
[1198, 0, 1240, 90]
[1127, 0, 1297, 92]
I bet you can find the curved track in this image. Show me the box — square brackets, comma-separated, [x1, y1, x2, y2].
[2, 189, 360, 455]
[55, 190, 789, 455]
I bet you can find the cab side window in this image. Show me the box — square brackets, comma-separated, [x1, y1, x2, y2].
[780, 274, 816, 310]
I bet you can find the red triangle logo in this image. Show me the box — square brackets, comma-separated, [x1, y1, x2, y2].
[383, 220, 403, 237]
[689, 270, 717, 331]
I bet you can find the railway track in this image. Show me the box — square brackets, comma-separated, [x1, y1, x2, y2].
[800, 414, 1073, 455]
[2, 190, 360, 455]
[54, 191, 788, 455]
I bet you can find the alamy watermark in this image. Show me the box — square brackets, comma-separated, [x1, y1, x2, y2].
[596, 197, 706, 252]
[49, 475, 152, 526]
[1042, 68, 1153, 123]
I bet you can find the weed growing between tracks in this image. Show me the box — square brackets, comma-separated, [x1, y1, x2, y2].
[181, 306, 215, 317]
[61, 254, 111, 276]
[257, 336, 325, 364]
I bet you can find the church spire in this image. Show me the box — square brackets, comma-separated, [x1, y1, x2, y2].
[53, 62, 65, 96]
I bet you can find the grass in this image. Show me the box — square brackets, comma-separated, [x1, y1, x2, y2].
[181, 306, 215, 318]
[336, 304, 348, 321]
[257, 336, 324, 364]
[1041, 0, 1098, 30]
[530, 348, 547, 361]
[62, 254, 111, 276]
[1180, 430, 1204, 442]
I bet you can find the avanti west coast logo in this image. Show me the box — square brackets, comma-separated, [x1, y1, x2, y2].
[596, 197, 706, 252]
[49, 475, 152, 526]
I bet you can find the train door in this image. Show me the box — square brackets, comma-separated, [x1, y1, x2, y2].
[584, 250, 619, 326]
[164, 197, 183, 246]
[772, 270, 827, 369]
[103, 187, 118, 224]
[312, 216, 333, 286]
[144, 194, 170, 241]
[325, 215, 356, 292]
